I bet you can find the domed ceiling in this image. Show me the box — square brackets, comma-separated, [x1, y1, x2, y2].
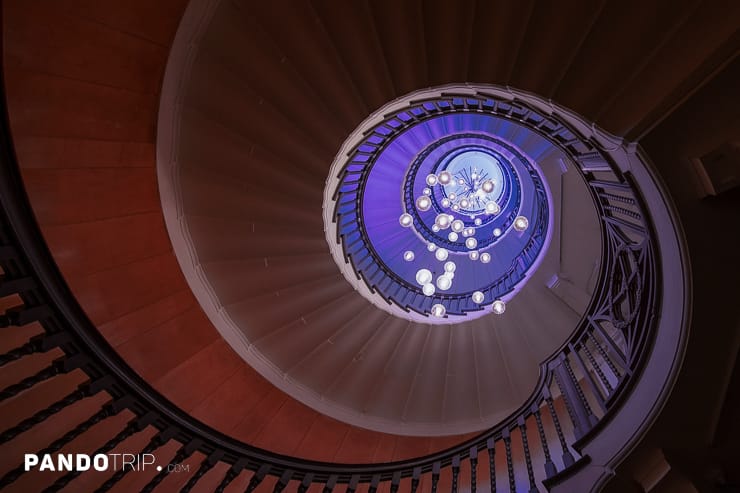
[157, 0, 602, 435]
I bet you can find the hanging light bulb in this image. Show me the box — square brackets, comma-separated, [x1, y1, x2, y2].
[444, 261, 456, 273]
[448, 193, 457, 200]
[480, 252, 491, 263]
[451, 220, 464, 233]
[403, 251, 415, 262]
[399, 213, 413, 227]
[415, 269, 433, 285]
[422, 283, 436, 296]
[436, 275, 452, 291]
[432, 224, 440, 232]
[459, 198, 470, 208]
[435, 248, 449, 261]
[474, 218, 482, 226]
[485, 202, 500, 215]
[482, 180, 494, 193]
[431, 303, 446, 317]
[514, 216, 529, 231]
[423, 187, 432, 196]
[435, 214, 451, 229]
[493, 228, 502, 237]
[448, 231, 459, 242]
[416, 196, 431, 211]
[469, 251, 479, 261]
[472, 291, 485, 304]
[438, 171, 452, 185]
[465, 237, 478, 249]
[492, 300, 506, 314]
[427, 243, 437, 252]
[426, 174, 438, 186]
[441, 198, 451, 208]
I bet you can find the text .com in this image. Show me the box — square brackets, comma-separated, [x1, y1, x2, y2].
[24, 454, 190, 473]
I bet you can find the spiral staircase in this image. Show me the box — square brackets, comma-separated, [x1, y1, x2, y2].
[0, 1, 738, 492]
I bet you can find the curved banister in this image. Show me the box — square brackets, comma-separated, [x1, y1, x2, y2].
[0, 81, 669, 492]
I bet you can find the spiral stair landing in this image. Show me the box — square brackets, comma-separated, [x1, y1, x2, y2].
[0, 0, 737, 492]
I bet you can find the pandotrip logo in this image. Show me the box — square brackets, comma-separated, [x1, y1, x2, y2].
[24, 454, 190, 473]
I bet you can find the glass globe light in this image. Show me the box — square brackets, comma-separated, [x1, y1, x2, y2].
[465, 237, 478, 249]
[444, 261, 456, 273]
[416, 196, 432, 211]
[403, 251, 415, 262]
[514, 216, 529, 231]
[448, 232, 459, 242]
[480, 252, 491, 263]
[431, 303, 446, 317]
[435, 248, 449, 261]
[399, 213, 413, 227]
[457, 178, 465, 185]
[452, 204, 460, 211]
[415, 269, 432, 285]
[426, 174, 438, 186]
[431, 224, 440, 232]
[463, 227, 475, 238]
[493, 228, 502, 237]
[448, 193, 456, 200]
[438, 171, 452, 185]
[436, 214, 451, 229]
[474, 218, 482, 226]
[451, 220, 464, 232]
[422, 283, 436, 296]
[460, 198, 470, 208]
[469, 251, 479, 261]
[492, 300, 506, 314]
[423, 187, 432, 196]
[482, 180, 494, 193]
[485, 202, 500, 215]
[472, 291, 485, 304]
[441, 198, 451, 208]
[427, 243, 437, 252]
[436, 275, 452, 291]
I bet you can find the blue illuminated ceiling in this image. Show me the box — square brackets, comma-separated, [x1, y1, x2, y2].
[329, 95, 555, 322]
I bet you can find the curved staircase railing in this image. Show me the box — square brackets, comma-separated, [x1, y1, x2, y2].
[0, 84, 662, 492]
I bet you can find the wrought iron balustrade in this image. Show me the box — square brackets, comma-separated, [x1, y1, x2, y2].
[0, 87, 661, 492]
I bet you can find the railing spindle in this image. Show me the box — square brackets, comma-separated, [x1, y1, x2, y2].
[271, 469, 293, 493]
[451, 454, 461, 493]
[214, 459, 246, 493]
[518, 417, 539, 493]
[411, 467, 421, 493]
[243, 464, 270, 493]
[543, 388, 575, 468]
[431, 461, 441, 493]
[502, 428, 516, 493]
[0, 388, 85, 444]
[532, 406, 558, 478]
[324, 474, 338, 493]
[582, 341, 613, 394]
[487, 437, 497, 493]
[180, 450, 224, 493]
[588, 331, 622, 380]
[469, 446, 478, 493]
